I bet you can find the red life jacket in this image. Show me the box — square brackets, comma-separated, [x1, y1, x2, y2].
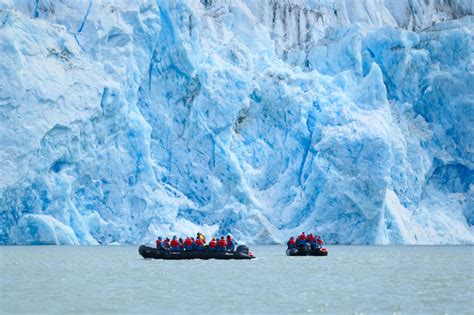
[288, 238, 295, 245]
[171, 239, 179, 247]
[185, 238, 193, 246]
[195, 239, 203, 246]
[155, 240, 161, 247]
[226, 239, 233, 247]
[316, 237, 323, 245]
[164, 240, 170, 247]
[308, 234, 315, 242]
[300, 234, 306, 240]
[219, 239, 227, 247]
[209, 240, 217, 248]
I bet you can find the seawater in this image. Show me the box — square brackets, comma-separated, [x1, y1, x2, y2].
[1, 245, 473, 314]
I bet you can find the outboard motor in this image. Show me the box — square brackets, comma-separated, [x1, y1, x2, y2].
[286, 248, 298, 256]
[236, 245, 249, 255]
[304, 243, 312, 252]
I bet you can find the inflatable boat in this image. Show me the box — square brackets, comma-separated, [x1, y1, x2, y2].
[139, 244, 255, 260]
[286, 246, 328, 256]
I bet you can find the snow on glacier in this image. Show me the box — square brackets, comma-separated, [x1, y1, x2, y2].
[0, 0, 472, 245]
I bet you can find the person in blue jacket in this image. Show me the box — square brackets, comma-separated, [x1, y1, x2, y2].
[156, 237, 168, 251]
[226, 235, 236, 251]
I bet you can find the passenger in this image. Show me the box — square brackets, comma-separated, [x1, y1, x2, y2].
[185, 237, 194, 251]
[157, 237, 168, 251]
[195, 238, 204, 251]
[171, 235, 180, 251]
[299, 232, 307, 241]
[307, 233, 316, 249]
[196, 232, 207, 246]
[163, 238, 171, 250]
[199, 233, 207, 245]
[295, 236, 302, 249]
[179, 238, 184, 250]
[297, 232, 307, 247]
[155, 237, 162, 249]
[316, 235, 324, 247]
[226, 235, 236, 251]
[208, 238, 217, 252]
[218, 237, 227, 252]
[287, 237, 296, 249]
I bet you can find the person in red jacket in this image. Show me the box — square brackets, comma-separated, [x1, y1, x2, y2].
[218, 237, 227, 252]
[195, 238, 204, 251]
[161, 238, 171, 250]
[296, 232, 307, 248]
[185, 237, 194, 251]
[155, 237, 162, 249]
[307, 233, 316, 249]
[170, 235, 180, 251]
[197, 232, 207, 245]
[316, 235, 324, 247]
[287, 237, 296, 249]
[208, 238, 217, 251]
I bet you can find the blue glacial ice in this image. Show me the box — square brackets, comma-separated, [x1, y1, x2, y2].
[0, 0, 472, 244]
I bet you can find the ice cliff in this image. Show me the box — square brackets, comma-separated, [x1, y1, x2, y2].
[0, 0, 472, 245]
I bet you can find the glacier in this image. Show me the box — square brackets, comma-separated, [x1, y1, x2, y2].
[0, 0, 472, 245]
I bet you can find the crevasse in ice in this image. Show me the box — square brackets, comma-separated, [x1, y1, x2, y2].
[0, 0, 472, 244]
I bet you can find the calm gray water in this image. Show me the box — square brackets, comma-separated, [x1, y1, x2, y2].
[1, 245, 473, 314]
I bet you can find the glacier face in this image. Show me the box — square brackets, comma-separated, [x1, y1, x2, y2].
[0, 0, 472, 245]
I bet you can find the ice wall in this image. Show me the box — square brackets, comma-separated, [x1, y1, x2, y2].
[0, 0, 472, 244]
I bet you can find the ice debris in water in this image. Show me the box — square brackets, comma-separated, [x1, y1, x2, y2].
[0, 0, 472, 245]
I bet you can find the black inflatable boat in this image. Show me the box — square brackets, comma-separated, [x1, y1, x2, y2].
[139, 245, 255, 260]
[286, 246, 328, 256]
